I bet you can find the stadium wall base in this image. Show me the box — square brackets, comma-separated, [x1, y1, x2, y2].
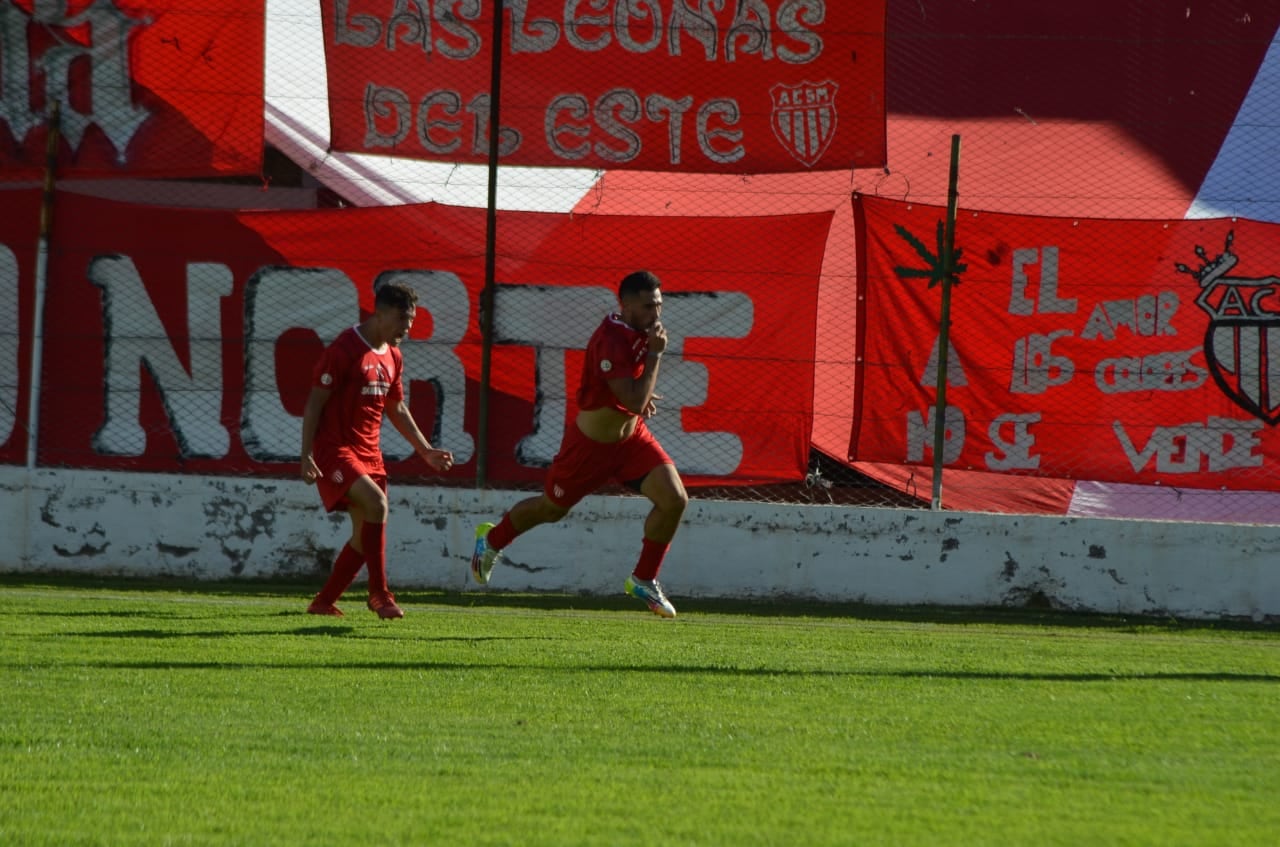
[1, 467, 1275, 622]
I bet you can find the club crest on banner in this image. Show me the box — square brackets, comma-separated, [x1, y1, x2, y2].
[769, 81, 839, 168]
[1184, 232, 1280, 424]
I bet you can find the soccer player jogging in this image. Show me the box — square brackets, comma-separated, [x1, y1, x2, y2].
[301, 281, 454, 619]
[471, 270, 689, 617]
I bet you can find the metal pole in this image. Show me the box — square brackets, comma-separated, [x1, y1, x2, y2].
[930, 134, 962, 510]
[26, 101, 60, 470]
[476, 0, 505, 488]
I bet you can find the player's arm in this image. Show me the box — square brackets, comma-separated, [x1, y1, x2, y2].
[385, 400, 454, 472]
[607, 351, 662, 416]
[300, 386, 331, 482]
[607, 322, 667, 416]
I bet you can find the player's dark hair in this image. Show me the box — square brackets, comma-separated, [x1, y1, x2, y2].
[619, 270, 661, 301]
[374, 280, 419, 313]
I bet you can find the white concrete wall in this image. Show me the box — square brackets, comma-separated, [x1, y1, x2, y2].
[2, 466, 1277, 622]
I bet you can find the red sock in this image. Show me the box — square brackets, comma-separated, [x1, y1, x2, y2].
[632, 538, 670, 581]
[315, 543, 364, 605]
[487, 513, 519, 551]
[361, 521, 388, 596]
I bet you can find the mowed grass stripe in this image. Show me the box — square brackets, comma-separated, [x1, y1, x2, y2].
[1, 577, 1277, 846]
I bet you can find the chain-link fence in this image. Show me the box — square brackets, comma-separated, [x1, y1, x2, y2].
[4, 1, 1280, 518]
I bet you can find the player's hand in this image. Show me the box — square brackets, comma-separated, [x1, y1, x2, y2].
[642, 394, 661, 418]
[301, 454, 321, 484]
[647, 321, 668, 355]
[424, 449, 454, 472]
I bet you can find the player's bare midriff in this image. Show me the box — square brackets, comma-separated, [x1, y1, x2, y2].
[576, 406, 639, 444]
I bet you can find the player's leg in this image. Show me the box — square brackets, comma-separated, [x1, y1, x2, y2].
[308, 534, 366, 621]
[472, 425, 601, 584]
[345, 474, 402, 619]
[637, 463, 688, 552]
[307, 460, 370, 616]
[623, 443, 687, 618]
[501, 493, 572, 539]
[472, 494, 571, 584]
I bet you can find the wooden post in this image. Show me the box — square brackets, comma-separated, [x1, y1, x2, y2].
[476, 0, 505, 488]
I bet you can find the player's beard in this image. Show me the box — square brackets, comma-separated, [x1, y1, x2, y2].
[624, 312, 654, 332]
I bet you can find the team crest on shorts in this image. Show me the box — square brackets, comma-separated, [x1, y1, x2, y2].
[331, 470, 344, 484]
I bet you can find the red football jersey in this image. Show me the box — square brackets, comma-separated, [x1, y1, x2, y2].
[311, 326, 404, 466]
[577, 313, 650, 414]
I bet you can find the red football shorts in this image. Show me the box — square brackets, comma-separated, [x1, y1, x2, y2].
[313, 447, 387, 513]
[544, 419, 673, 509]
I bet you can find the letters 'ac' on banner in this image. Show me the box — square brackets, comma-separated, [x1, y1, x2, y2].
[321, 1, 886, 173]
[0, 0, 264, 180]
[38, 191, 831, 485]
[850, 194, 1280, 492]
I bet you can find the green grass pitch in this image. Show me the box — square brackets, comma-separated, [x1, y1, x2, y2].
[1, 575, 1277, 846]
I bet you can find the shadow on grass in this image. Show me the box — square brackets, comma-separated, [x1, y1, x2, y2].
[20, 657, 1280, 684]
[20, 609, 209, 619]
[3, 571, 1277, 633]
[411, 591, 1280, 635]
[56, 626, 359, 639]
[59, 627, 555, 643]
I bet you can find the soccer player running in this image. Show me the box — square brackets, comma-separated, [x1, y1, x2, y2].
[301, 281, 454, 619]
[471, 270, 688, 617]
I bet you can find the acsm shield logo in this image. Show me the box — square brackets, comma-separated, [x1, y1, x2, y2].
[770, 80, 839, 168]
[1185, 232, 1280, 424]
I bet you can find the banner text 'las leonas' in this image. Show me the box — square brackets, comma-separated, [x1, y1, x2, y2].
[322, 0, 886, 173]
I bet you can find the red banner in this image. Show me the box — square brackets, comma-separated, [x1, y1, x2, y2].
[0, 0, 264, 180]
[321, 1, 886, 173]
[35, 191, 831, 485]
[0, 189, 40, 465]
[851, 195, 1280, 491]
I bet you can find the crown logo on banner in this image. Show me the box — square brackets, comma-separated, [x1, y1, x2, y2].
[1183, 232, 1280, 423]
